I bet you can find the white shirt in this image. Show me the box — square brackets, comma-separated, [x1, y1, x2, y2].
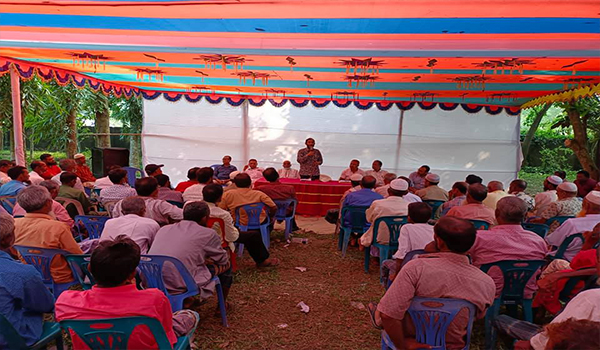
[534, 190, 557, 215]
[403, 193, 423, 203]
[545, 214, 600, 260]
[278, 168, 300, 179]
[112, 196, 183, 226]
[360, 196, 409, 247]
[339, 168, 365, 181]
[482, 190, 511, 210]
[93, 176, 113, 190]
[365, 169, 388, 187]
[530, 289, 600, 350]
[182, 184, 206, 203]
[100, 214, 160, 253]
[207, 202, 240, 251]
[393, 223, 435, 259]
[0, 171, 10, 185]
[52, 171, 85, 192]
[244, 167, 264, 182]
[28, 171, 45, 185]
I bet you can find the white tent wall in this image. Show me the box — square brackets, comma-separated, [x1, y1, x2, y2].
[142, 98, 521, 189]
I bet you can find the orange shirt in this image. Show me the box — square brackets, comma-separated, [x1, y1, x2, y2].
[218, 187, 276, 226]
[75, 165, 96, 183]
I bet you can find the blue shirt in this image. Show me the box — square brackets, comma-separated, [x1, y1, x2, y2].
[0, 251, 55, 347]
[342, 189, 384, 226]
[0, 180, 26, 197]
[214, 165, 238, 180]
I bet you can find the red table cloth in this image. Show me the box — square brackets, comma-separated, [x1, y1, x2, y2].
[277, 178, 351, 216]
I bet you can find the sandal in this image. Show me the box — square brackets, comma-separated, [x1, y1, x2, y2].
[257, 257, 281, 268]
[367, 302, 382, 330]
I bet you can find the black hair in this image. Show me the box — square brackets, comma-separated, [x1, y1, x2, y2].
[187, 167, 200, 180]
[408, 202, 432, 223]
[577, 170, 590, 178]
[465, 174, 483, 185]
[434, 217, 477, 253]
[554, 170, 567, 179]
[40, 153, 52, 161]
[421, 165, 430, 172]
[108, 168, 128, 184]
[90, 235, 140, 287]
[183, 201, 210, 222]
[234, 173, 252, 188]
[361, 175, 377, 189]
[468, 183, 488, 202]
[59, 171, 78, 184]
[135, 177, 158, 196]
[30, 161, 45, 171]
[263, 167, 279, 182]
[7, 166, 27, 180]
[202, 183, 223, 204]
[155, 174, 170, 187]
[196, 167, 214, 183]
[452, 182, 468, 195]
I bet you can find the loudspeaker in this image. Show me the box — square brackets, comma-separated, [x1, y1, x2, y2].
[92, 147, 129, 178]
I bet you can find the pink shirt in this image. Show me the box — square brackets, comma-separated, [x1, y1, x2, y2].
[12, 200, 74, 227]
[469, 225, 549, 298]
[446, 202, 497, 225]
[55, 284, 177, 349]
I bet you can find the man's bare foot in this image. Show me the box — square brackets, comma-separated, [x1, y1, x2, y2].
[257, 257, 281, 268]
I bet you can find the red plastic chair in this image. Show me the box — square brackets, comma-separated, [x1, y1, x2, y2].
[208, 217, 237, 272]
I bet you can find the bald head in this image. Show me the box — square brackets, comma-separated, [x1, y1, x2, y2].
[361, 175, 377, 189]
[496, 196, 528, 224]
[434, 217, 477, 254]
[509, 179, 527, 194]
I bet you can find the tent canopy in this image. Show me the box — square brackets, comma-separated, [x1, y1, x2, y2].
[1, 0, 599, 107]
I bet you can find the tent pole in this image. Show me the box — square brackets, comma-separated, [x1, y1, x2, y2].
[394, 109, 404, 173]
[242, 99, 249, 164]
[10, 66, 26, 166]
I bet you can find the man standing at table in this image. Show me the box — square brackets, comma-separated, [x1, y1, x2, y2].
[297, 138, 323, 181]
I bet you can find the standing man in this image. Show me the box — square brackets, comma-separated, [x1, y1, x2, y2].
[365, 160, 388, 187]
[297, 137, 323, 181]
[408, 165, 430, 191]
[73, 153, 96, 184]
[575, 170, 597, 198]
[278, 160, 300, 179]
[28, 161, 47, 186]
[339, 159, 365, 181]
[214, 156, 237, 184]
[39, 154, 61, 179]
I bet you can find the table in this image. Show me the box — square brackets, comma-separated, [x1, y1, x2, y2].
[277, 178, 351, 216]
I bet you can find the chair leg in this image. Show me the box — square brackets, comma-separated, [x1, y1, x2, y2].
[484, 300, 500, 350]
[55, 333, 65, 350]
[214, 279, 229, 327]
[379, 247, 389, 267]
[523, 299, 533, 322]
[260, 227, 270, 249]
[236, 243, 244, 258]
[341, 230, 352, 257]
[284, 218, 292, 241]
[364, 247, 370, 273]
[338, 227, 344, 251]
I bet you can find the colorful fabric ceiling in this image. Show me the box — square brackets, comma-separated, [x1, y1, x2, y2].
[1, 0, 599, 108]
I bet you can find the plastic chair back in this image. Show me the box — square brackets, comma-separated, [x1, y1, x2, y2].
[546, 216, 574, 228]
[122, 167, 143, 187]
[401, 249, 428, 268]
[234, 202, 270, 230]
[340, 205, 369, 233]
[208, 217, 237, 272]
[372, 216, 409, 247]
[553, 233, 585, 261]
[137, 255, 199, 312]
[66, 254, 95, 290]
[274, 199, 297, 220]
[469, 219, 490, 230]
[210, 164, 220, 171]
[55, 197, 85, 216]
[480, 260, 545, 301]
[521, 223, 549, 239]
[423, 200, 445, 219]
[0, 195, 16, 215]
[60, 316, 173, 350]
[75, 215, 110, 240]
[0, 313, 63, 350]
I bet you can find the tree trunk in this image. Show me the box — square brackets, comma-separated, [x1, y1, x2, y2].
[522, 103, 552, 163]
[9, 125, 14, 160]
[565, 108, 599, 180]
[66, 107, 78, 158]
[95, 95, 111, 148]
[129, 135, 142, 169]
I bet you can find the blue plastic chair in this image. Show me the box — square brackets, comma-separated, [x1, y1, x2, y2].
[123, 166, 143, 187]
[210, 164, 220, 171]
[13, 245, 79, 299]
[0, 313, 64, 350]
[167, 200, 184, 208]
[274, 199, 298, 241]
[521, 223, 549, 239]
[381, 297, 476, 350]
[0, 195, 16, 215]
[423, 200, 445, 219]
[66, 254, 95, 290]
[365, 216, 408, 273]
[545, 216, 574, 228]
[60, 315, 196, 350]
[551, 233, 585, 261]
[559, 273, 595, 303]
[74, 215, 110, 240]
[469, 219, 490, 230]
[383, 249, 428, 290]
[235, 202, 271, 249]
[339, 205, 370, 257]
[137, 255, 228, 327]
[480, 260, 545, 350]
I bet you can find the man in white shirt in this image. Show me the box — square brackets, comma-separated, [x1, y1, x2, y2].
[339, 159, 365, 181]
[243, 159, 264, 183]
[534, 175, 562, 215]
[28, 161, 47, 185]
[278, 160, 300, 179]
[398, 176, 423, 203]
[100, 196, 159, 253]
[0, 160, 12, 185]
[182, 167, 213, 202]
[376, 173, 397, 197]
[365, 160, 388, 187]
[546, 190, 600, 261]
[51, 159, 85, 192]
[483, 181, 510, 210]
[202, 184, 239, 252]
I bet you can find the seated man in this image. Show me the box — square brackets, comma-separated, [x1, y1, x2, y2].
[440, 181, 468, 216]
[255, 167, 298, 230]
[214, 155, 237, 184]
[39, 153, 61, 179]
[534, 175, 562, 215]
[58, 172, 93, 215]
[408, 165, 429, 191]
[99, 168, 137, 205]
[398, 176, 422, 203]
[144, 163, 163, 177]
[242, 158, 264, 183]
[0, 159, 12, 184]
[73, 153, 96, 184]
[155, 174, 184, 203]
[28, 161, 47, 186]
[483, 181, 510, 210]
[342, 175, 383, 245]
[359, 179, 410, 250]
[340, 173, 364, 203]
[278, 160, 300, 179]
[446, 183, 497, 225]
[537, 182, 581, 232]
[390, 202, 434, 276]
[0, 166, 29, 197]
[219, 173, 277, 230]
[339, 159, 365, 181]
[575, 170, 597, 198]
[465, 174, 483, 185]
[375, 172, 397, 198]
[204, 184, 278, 268]
[93, 165, 120, 190]
[223, 171, 240, 192]
[375, 217, 495, 349]
[182, 167, 213, 203]
[13, 180, 74, 228]
[365, 160, 388, 187]
[51, 159, 85, 192]
[148, 201, 232, 303]
[175, 167, 199, 192]
[469, 197, 548, 299]
[0, 213, 55, 349]
[100, 197, 159, 254]
[415, 173, 449, 202]
[14, 185, 83, 284]
[55, 236, 199, 350]
[508, 179, 535, 212]
[112, 177, 183, 226]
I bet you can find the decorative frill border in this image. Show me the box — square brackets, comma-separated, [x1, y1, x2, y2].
[521, 83, 600, 109]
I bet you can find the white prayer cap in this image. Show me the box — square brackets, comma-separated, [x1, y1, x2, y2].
[73, 153, 85, 159]
[319, 174, 332, 182]
[390, 179, 409, 191]
[229, 171, 240, 180]
[350, 173, 363, 181]
[425, 173, 440, 183]
[585, 191, 600, 205]
[557, 182, 578, 193]
[547, 175, 563, 186]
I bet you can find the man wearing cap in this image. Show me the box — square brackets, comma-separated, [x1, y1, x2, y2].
[341, 175, 383, 246]
[145, 164, 163, 177]
[339, 159, 365, 181]
[537, 182, 582, 232]
[359, 179, 410, 250]
[278, 160, 300, 180]
[508, 179, 535, 212]
[545, 191, 600, 259]
[534, 175, 562, 215]
[214, 156, 237, 184]
[415, 174, 448, 202]
[73, 154, 96, 184]
[365, 160, 388, 187]
[440, 182, 468, 216]
[446, 184, 497, 225]
[482, 181, 510, 211]
[340, 173, 364, 204]
[408, 165, 430, 191]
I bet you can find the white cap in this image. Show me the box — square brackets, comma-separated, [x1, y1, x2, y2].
[547, 175, 563, 186]
[350, 173, 363, 182]
[390, 178, 409, 191]
[425, 173, 440, 183]
[557, 182, 578, 193]
[229, 171, 240, 180]
[74, 153, 85, 159]
[585, 190, 600, 205]
[319, 174, 332, 182]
